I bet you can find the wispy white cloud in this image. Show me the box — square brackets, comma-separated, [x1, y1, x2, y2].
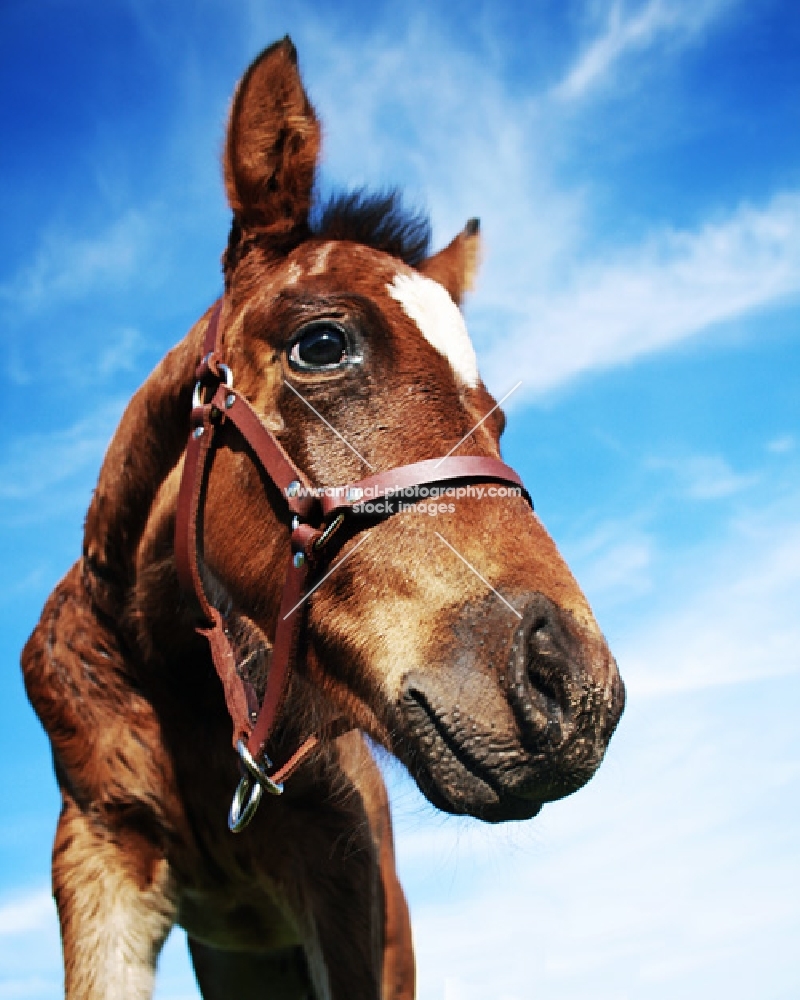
[2, 5, 778, 409]
[95, 327, 146, 379]
[1, 211, 151, 315]
[0, 401, 123, 517]
[4, 3, 788, 407]
[481, 191, 800, 399]
[248, 15, 800, 403]
[767, 434, 795, 454]
[0, 888, 62, 1000]
[619, 495, 800, 697]
[566, 520, 655, 604]
[647, 454, 757, 500]
[554, 0, 738, 102]
[0, 890, 53, 937]
[273, 12, 585, 296]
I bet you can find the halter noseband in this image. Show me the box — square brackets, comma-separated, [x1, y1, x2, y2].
[175, 300, 531, 831]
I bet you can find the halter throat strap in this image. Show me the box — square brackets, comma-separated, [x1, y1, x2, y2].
[174, 300, 531, 830]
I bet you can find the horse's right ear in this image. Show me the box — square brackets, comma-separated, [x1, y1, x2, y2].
[223, 37, 320, 247]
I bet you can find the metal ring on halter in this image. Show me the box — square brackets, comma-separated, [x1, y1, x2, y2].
[228, 774, 263, 832]
[227, 739, 283, 833]
[236, 738, 284, 795]
[192, 363, 233, 409]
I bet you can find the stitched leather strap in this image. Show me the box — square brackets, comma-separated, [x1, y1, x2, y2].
[214, 385, 317, 520]
[175, 404, 216, 619]
[246, 525, 314, 760]
[320, 456, 529, 517]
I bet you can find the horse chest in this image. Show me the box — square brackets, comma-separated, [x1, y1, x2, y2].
[177, 884, 302, 953]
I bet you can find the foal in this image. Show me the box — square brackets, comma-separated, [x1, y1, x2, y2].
[22, 38, 624, 1000]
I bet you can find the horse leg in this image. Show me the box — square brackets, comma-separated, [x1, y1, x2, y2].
[378, 829, 415, 1000]
[52, 793, 177, 999]
[334, 733, 415, 1000]
[188, 939, 313, 999]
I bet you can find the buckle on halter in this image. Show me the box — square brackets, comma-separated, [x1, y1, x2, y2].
[228, 738, 283, 833]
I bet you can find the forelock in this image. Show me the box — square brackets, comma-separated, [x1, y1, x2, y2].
[311, 189, 431, 265]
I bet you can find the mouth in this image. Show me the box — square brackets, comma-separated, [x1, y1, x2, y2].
[399, 686, 543, 823]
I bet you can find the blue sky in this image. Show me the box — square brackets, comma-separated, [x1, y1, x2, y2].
[1, 0, 799, 997]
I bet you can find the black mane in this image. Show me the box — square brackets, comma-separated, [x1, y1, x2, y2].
[223, 188, 431, 278]
[311, 189, 431, 266]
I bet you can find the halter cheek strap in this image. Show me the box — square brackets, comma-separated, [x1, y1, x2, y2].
[175, 300, 532, 831]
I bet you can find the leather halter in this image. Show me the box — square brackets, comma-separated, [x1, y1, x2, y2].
[175, 300, 531, 830]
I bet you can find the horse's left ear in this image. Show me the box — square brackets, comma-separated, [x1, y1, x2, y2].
[223, 37, 320, 248]
[418, 218, 481, 305]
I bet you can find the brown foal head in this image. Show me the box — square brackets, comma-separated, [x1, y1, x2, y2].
[190, 38, 623, 823]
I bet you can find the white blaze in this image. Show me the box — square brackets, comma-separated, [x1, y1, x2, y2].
[387, 272, 480, 387]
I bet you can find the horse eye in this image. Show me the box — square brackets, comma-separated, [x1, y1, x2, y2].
[289, 323, 349, 370]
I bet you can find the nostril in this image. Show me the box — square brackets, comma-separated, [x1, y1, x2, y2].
[526, 617, 567, 702]
[501, 593, 621, 773]
[526, 660, 560, 709]
[505, 596, 579, 747]
[531, 614, 549, 635]
[526, 640, 568, 739]
[526, 608, 569, 661]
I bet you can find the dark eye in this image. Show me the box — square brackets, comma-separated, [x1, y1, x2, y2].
[289, 322, 351, 371]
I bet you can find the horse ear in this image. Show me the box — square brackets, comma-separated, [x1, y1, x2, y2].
[223, 37, 320, 244]
[418, 218, 481, 305]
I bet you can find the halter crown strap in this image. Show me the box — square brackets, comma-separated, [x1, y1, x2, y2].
[174, 299, 532, 831]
